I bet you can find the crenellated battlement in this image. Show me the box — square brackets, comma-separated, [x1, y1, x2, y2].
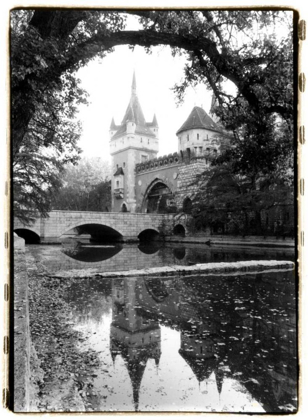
[135, 150, 217, 174]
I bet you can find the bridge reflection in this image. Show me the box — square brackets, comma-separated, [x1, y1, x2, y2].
[52, 240, 295, 275]
[61, 239, 123, 262]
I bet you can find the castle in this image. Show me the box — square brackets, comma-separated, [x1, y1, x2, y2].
[109, 73, 230, 214]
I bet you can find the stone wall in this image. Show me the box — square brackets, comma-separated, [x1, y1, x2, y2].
[135, 154, 212, 213]
[175, 158, 209, 210]
[14, 235, 31, 411]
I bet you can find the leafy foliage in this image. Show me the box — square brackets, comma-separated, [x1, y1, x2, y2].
[50, 157, 111, 211]
[192, 164, 294, 236]
[11, 10, 125, 221]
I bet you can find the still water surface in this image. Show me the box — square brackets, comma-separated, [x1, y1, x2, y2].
[29, 242, 297, 413]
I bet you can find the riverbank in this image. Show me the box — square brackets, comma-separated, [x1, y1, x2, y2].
[165, 235, 295, 248]
[13, 235, 30, 411]
[13, 237, 102, 412]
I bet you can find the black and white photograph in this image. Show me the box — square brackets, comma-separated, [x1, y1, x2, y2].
[8, 5, 300, 414]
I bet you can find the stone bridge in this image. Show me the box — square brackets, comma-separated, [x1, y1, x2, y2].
[13, 210, 187, 243]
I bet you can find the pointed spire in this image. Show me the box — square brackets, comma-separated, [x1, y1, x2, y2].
[110, 71, 158, 141]
[132, 71, 137, 95]
[215, 368, 224, 396]
[110, 117, 117, 130]
[152, 113, 158, 127]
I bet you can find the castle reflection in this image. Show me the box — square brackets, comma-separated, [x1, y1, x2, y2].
[62, 263, 297, 412]
[106, 271, 297, 412]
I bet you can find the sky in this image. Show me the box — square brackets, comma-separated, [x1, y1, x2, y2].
[74, 10, 294, 165]
[76, 44, 215, 163]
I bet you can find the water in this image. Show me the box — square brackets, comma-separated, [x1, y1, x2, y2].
[29, 240, 295, 276]
[27, 242, 297, 413]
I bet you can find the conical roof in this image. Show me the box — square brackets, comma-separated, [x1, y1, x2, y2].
[111, 73, 156, 140]
[215, 368, 224, 395]
[147, 113, 158, 127]
[179, 349, 216, 383]
[110, 117, 118, 130]
[126, 357, 147, 411]
[176, 106, 222, 135]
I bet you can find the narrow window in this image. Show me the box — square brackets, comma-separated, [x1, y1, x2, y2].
[187, 134, 189, 141]
[123, 162, 126, 168]
[197, 133, 199, 140]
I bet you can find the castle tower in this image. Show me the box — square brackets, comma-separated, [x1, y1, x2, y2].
[109, 72, 159, 212]
[176, 106, 225, 159]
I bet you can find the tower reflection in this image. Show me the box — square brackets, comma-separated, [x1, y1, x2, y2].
[110, 278, 161, 410]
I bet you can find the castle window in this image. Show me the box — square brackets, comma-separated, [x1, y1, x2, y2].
[141, 154, 148, 163]
[116, 180, 119, 188]
[141, 137, 143, 143]
[197, 133, 199, 140]
[116, 164, 118, 169]
[199, 147, 203, 154]
[148, 139, 150, 144]
[123, 162, 125, 168]
[187, 134, 189, 141]
[194, 147, 198, 154]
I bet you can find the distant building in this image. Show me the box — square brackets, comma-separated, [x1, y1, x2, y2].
[110, 73, 229, 214]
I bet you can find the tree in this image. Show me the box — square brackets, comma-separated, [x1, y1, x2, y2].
[11, 10, 294, 221]
[50, 157, 111, 211]
[192, 162, 294, 237]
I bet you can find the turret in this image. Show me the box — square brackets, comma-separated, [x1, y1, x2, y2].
[176, 105, 224, 158]
[109, 72, 160, 212]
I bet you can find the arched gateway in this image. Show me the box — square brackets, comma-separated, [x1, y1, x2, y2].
[142, 179, 176, 214]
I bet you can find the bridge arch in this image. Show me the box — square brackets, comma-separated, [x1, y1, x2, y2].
[138, 228, 160, 242]
[141, 178, 176, 214]
[61, 223, 124, 242]
[14, 228, 40, 244]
